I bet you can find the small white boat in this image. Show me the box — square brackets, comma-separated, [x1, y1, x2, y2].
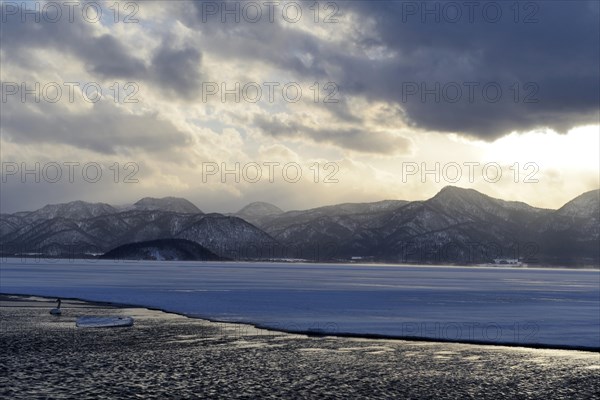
[76, 316, 134, 328]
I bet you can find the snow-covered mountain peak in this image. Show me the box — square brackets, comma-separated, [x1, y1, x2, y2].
[237, 202, 284, 218]
[555, 189, 600, 219]
[133, 197, 202, 214]
[26, 201, 117, 221]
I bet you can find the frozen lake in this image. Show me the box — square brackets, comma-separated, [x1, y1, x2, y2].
[1, 259, 598, 349]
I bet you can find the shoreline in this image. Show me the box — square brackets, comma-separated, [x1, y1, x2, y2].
[0, 254, 600, 273]
[3, 293, 599, 399]
[4, 292, 599, 353]
[2, 256, 599, 270]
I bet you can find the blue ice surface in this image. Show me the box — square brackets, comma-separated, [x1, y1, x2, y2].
[1, 258, 599, 349]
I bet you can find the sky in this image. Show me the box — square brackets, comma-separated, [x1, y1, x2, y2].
[1, 0, 599, 213]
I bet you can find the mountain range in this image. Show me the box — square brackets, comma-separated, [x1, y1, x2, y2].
[1, 187, 598, 266]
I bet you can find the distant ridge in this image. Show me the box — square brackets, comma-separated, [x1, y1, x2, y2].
[133, 197, 202, 214]
[1, 186, 598, 266]
[21, 201, 118, 222]
[555, 189, 600, 219]
[237, 202, 284, 217]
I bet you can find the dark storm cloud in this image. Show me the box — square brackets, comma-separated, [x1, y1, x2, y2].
[183, 0, 599, 139]
[183, 0, 331, 77]
[1, 99, 191, 155]
[332, 0, 600, 138]
[0, 3, 203, 99]
[253, 114, 411, 155]
[0, 6, 145, 78]
[148, 44, 203, 100]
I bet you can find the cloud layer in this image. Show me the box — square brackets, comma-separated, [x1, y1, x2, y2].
[1, 0, 598, 212]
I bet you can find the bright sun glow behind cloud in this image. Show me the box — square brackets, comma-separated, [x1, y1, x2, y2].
[484, 126, 600, 171]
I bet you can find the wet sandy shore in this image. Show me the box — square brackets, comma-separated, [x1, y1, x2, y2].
[1, 295, 599, 399]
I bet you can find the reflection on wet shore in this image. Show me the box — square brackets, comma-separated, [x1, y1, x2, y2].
[1, 296, 598, 399]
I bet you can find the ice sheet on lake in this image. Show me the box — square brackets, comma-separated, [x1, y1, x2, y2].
[1, 259, 599, 348]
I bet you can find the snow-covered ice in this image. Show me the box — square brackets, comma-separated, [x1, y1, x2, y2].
[1, 259, 598, 349]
